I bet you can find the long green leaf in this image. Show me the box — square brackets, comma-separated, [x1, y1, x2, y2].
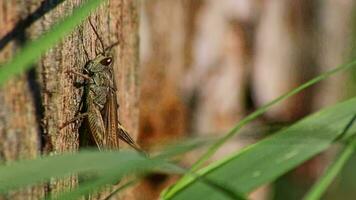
[163, 59, 356, 198]
[303, 145, 354, 200]
[54, 139, 225, 199]
[0, 137, 209, 195]
[0, 0, 105, 85]
[0, 150, 148, 193]
[54, 163, 154, 200]
[162, 97, 356, 199]
[189, 60, 356, 173]
[304, 133, 356, 200]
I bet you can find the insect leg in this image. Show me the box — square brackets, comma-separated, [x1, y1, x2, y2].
[117, 123, 145, 154]
[65, 70, 91, 80]
[59, 113, 89, 129]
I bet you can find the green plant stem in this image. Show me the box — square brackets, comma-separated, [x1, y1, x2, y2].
[103, 178, 139, 200]
[190, 60, 356, 172]
[164, 60, 356, 198]
[303, 114, 356, 200]
[162, 97, 356, 199]
[161, 164, 247, 200]
[0, 0, 105, 85]
[304, 139, 356, 200]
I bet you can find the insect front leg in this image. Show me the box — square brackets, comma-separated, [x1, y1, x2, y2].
[65, 70, 91, 85]
[60, 70, 90, 129]
[63, 70, 90, 89]
[59, 113, 89, 129]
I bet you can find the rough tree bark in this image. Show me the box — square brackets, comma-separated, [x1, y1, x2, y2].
[0, 0, 139, 199]
[0, 1, 44, 199]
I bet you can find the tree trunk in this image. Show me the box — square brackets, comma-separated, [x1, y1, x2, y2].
[132, 0, 203, 199]
[313, 0, 355, 109]
[0, 0, 139, 199]
[252, 0, 316, 121]
[0, 1, 44, 199]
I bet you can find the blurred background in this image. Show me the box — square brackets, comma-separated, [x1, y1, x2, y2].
[134, 0, 356, 199]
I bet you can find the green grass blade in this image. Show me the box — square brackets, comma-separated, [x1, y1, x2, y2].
[303, 146, 354, 200]
[100, 178, 140, 200]
[60, 161, 247, 200]
[0, 0, 105, 85]
[160, 164, 247, 200]
[54, 162, 159, 200]
[189, 60, 356, 173]
[303, 126, 356, 200]
[0, 150, 147, 193]
[0, 138, 208, 194]
[162, 97, 356, 199]
[164, 59, 356, 199]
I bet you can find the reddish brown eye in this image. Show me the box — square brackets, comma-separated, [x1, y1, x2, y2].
[100, 57, 112, 66]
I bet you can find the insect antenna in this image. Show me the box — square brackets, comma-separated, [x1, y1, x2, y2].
[88, 17, 106, 54]
[80, 33, 90, 61]
[104, 41, 119, 55]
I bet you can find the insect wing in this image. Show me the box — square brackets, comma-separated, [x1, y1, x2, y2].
[86, 99, 106, 150]
[102, 87, 142, 151]
[102, 89, 120, 149]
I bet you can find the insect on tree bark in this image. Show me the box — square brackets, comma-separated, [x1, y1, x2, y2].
[61, 19, 142, 152]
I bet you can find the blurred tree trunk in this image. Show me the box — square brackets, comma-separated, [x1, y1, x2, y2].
[136, 0, 264, 199]
[0, 1, 44, 199]
[138, 0, 190, 148]
[313, 0, 355, 109]
[133, 0, 204, 199]
[0, 0, 139, 199]
[184, 1, 268, 199]
[186, 0, 258, 151]
[252, 0, 316, 121]
[252, 1, 319, 199]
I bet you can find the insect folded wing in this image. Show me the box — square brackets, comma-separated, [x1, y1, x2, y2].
[102, 89, 120, 149]
[86, 101, 106, 149]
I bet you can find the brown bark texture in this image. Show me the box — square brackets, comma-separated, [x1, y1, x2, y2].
[0, 1, 44, 199]
[0, 0, 139, 199]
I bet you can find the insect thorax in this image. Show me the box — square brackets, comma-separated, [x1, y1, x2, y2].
[84, 55, 115, 110]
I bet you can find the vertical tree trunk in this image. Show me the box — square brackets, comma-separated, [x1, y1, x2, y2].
[0, 1, 44, 199]
[138, 0, 188, 149]
[133, 0, 203, 199]
[186, 0, 255, 143]
[252, 0, 316, 121]
[313, 0, 355, 109]
[184, 1, 268, 199]
[0, 0, 139, 199]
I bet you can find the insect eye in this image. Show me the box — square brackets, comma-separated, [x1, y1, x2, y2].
[100, 57, 112, 66]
